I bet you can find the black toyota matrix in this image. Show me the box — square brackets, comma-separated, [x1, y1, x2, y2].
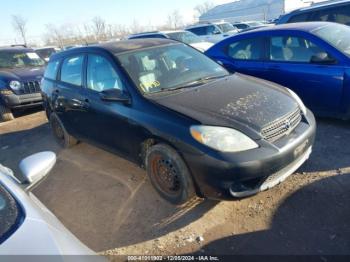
[0, 46, 46, 121]
[41, 39, 316, 204]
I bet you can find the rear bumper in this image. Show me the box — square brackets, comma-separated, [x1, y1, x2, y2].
[182, 110, 316, 200]
[1, 93, 43, 109]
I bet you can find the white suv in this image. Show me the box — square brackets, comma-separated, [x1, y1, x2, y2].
[185, 22, 239, 43]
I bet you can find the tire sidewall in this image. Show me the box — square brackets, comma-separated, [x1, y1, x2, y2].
[49, 113, 70, 148]
[146, 144, 195, 205]
[0, 102, 14, 122]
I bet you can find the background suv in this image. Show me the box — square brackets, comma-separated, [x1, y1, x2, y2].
[0, 46, 45, 121]
[185, 22, 239, 43]
[277, 0, 350, 26]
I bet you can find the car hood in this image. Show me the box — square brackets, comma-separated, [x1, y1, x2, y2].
[149, 73, 298, 134]
[0, 67, 45, 81]
[190, 42, 214, 52]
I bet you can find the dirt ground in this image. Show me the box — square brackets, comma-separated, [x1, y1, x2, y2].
[1, 108, 350, 259]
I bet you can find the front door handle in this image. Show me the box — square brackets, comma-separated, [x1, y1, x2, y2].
[71, 98, 90, 110]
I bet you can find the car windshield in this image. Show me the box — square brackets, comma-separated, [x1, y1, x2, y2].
[217, 23, 236, 33]
[117, 43, 228, 94]
[312, 24, 350, 56]
[167, 31, 203, 44]
[0, 51, 45, 68]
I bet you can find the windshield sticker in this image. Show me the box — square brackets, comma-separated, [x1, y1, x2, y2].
[27, 52, 40, 59]
[140, 80, 160, 91]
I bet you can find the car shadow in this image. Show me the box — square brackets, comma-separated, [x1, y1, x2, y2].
[299, 117, 350, 173]
[0, 122, 61, 180]
[195, 173, 350, 256]
[12, 105, 43, 118]
[32, 141, 218, 252]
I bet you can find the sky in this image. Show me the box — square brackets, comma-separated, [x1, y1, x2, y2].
[0, 0, 232, 45]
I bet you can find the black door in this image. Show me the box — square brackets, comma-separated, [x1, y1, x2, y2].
[54, 54, 89, 139]
[80, 53, 136, 155]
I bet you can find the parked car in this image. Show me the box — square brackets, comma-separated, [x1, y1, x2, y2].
[128, 30, 213, 52]
[277, 0, 350, 26]
[232, 21, 268, 32]
[0, 152, 100, 258]
[0, 46, 46, 121]
[185, 22, 239, 43]
[41, 39, 315, 204]
[35, 46, 61, 62]
[205, 22, 350, 119]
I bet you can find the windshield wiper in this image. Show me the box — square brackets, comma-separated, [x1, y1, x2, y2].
[163, 75, 227, 92]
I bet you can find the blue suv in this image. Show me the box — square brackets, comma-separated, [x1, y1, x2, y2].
[0, 46, 45, 121]
[277, 0, 350, 26]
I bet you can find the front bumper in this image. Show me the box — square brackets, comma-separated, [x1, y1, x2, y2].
[182, 110, 316, 200]
[1, 92, 43, 109]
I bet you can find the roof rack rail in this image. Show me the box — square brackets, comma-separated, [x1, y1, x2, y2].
[10, 44, 28, 48]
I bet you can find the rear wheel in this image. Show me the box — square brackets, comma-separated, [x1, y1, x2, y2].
[50, 113, 78, 148]
[146, 144, 196, 205]
[0, 103, 14, 122]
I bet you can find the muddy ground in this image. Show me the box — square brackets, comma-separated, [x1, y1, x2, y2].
[0, 108, 350, 260]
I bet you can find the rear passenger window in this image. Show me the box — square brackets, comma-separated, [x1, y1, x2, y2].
[226, 38, 264, 60]
[288, 13, 310, 23]
[44, 60, 60, 80]
[187, 27, 207, 36]
[60, 55, 83, 86]
[311, 5, 350, 25]
[270, 36, 325, 63]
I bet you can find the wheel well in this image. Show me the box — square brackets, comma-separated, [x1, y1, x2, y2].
[140, 137, 204, 198]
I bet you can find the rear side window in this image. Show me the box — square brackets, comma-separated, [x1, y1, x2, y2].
[44, 60, 60, 80]
[310, 5, 350, 25]
[226, 38, 264, 60]
[287, 12, 310, 23]
[187, 27, 207, 36]
[269, 36, 325, 63]
[60, 55, 84, 86]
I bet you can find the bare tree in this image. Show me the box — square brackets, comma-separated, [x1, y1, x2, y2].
[12, 15, 28, 45]
[194, 1, 214, 18]
[166, 10, 183, 29]
[91, 16, 107, 40]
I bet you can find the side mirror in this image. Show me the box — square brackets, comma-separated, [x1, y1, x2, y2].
[19, 152, 56, 185]
[100, 89, 131, 104]
[310, 52, 336, 65]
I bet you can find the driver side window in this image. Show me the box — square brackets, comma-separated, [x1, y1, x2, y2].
[87, 55, 124, 92]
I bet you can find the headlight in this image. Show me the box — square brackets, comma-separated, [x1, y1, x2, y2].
[287, 88, 307, 115]
[9, 80, 22, 91]
[190, 126, 259, 153]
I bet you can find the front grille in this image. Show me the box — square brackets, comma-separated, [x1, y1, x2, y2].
[21, 81, 41, 94]
[261, 108, 302, 142]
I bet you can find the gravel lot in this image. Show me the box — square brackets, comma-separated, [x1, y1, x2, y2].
[1, 108, 350, 259]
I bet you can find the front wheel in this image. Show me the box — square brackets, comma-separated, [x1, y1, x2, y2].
[0, 103, 14, 122]
[146, 144, 196, 205]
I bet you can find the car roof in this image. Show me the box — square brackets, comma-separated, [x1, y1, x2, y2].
[186, 23, 217, 29]
[35, 46, 58, 50]
[289, 0, 348, 13]
[237, 21, 334, 35]
[50, 38, 178, 59]
[0, 46, 34, 52]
